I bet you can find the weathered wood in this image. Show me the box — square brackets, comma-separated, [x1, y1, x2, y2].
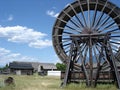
[52, 0, 120, 88]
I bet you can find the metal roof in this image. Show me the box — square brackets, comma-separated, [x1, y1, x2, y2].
[9, 62, 34, 70]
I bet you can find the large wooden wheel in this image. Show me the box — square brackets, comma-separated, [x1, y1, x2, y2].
[52, 0, 120, 63]
[52, 0, 120, 87]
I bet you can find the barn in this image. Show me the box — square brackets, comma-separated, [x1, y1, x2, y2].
[9, 62, 34, 75]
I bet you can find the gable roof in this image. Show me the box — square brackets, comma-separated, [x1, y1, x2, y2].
[9, 62, 34, 70]
[39, 63, 57, 70]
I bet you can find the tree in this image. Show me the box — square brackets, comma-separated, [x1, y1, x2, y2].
[1, 64, 9, 70]
[56, 63, 66, 71]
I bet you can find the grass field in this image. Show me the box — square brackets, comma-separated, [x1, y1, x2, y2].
[0, 74, 117, 90]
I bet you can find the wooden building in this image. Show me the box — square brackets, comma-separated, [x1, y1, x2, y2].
[37, 63, 57, 75]
[9, 62, 34, 75]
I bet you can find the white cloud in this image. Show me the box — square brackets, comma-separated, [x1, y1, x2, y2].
[8, 15, 13, 21]
[47, 10, 59, 18]
[29, 40, 52, 48]
[0, 25, 52, 48]
[0, 48, 10, 56]
[0, 47, 40, 66]
[47, 4, 71, 18]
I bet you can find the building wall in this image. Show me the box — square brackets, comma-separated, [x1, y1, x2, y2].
[21, 70, 33, 75]
[10, 69, 33, 75]
[16, 70, 21, 75]
[48, 71, 61, 76]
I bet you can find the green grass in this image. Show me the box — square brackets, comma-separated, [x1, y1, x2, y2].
[0, 74, 117, 90]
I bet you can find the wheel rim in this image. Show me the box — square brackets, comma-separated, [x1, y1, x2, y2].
[52, 0, 120, 64]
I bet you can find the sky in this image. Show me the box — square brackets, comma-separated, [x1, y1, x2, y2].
[0, 0, 119, 67]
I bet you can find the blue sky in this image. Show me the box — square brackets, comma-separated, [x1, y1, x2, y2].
[0, 0, 119, 67]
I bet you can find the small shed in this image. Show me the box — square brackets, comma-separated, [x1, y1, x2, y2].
[9, 62, 34, 75]
[38, 63, 57, 72]
[37, 63, 57, 75]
